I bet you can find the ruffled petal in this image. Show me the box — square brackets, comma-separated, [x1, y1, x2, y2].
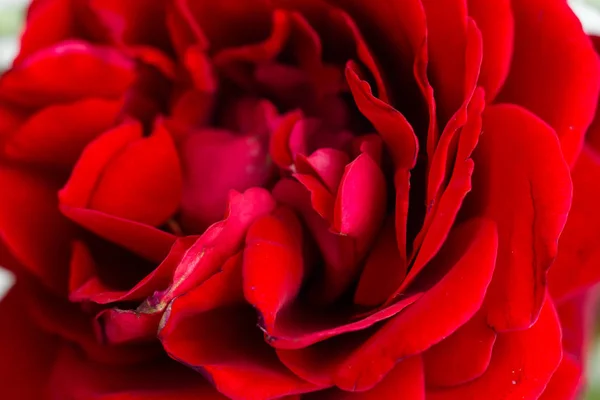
[60, 121, 182, 227]
[427, 295, 562, 400]
[0, 40, 135, 107]
[470, 105, 572, 331]
[424, 311, 496, 387]
[332, 218, 497, 391]
[0, 165, 73, 293]
[3, 98, 123, 168]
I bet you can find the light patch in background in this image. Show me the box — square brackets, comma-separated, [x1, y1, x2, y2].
[571, 0, 600, 35]
[0, 0, 25, 70]
[0, 267, 15, 301]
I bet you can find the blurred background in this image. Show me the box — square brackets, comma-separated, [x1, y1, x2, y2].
[0, 0, 600, 397]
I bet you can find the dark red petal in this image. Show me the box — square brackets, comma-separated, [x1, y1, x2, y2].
[175, 0, 272, 52]
[3, 98, 122, 168]
[214, 10, 289, 65]
[88, 0, 170, 48]
[423, 311, 496, 387]
[244, 207, 306, 331]
[25, 282, 157, 365]
[47, 346, 224, 400]
[466, 0, 513, 101]
[354, 218, 407, 307]
[269, 293, 421, 351]
[556, 294, 590, 363]
[270, 179, 421, 348]
[180, 127, 274, 233]
[295, 148, 350, 194]
[423, 70, 484, 212]
[305, 356, 424, 399]
[95, 308, 162, 345]
[333, 218, 497, 391]
[497, 0, 600, 165]
[325, 0, 426, 115]
[60, 206, 175, 263]
[0, 282, 59, 400]
[160, 301, 320, 399]
[60, 121, 182, 227]
[549, 147, 600, 300]
[166, 188, 276, 301]
[331, 8, 388, 103]
[60, 121, 141, 207]
[0, 102, 27, 144]
[427, 295, 562, 400]
[0, 40, 135, 107]
[70, 236, 196, 304]
[538, 354, 582, 400]
[0, 165, 72, 294]
[421, 0, 468, 121]
[404, 88, 484, 292]
[345, 64, 418, 170]
[293, 173, 335, 222]
[269, 110, 303, 169]
[471, 105, 572, 331]
[333, 152, 386, 249]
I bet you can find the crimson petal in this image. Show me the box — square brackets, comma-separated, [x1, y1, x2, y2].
[332, 218, 497, 391]
[497, 0, 600, 165]
[427, 295, 562, 400]
[471, 105, 572, 331]
[0, 40, 135, 107]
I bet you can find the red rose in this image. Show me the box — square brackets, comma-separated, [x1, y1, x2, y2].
[1, 0, 599, 399]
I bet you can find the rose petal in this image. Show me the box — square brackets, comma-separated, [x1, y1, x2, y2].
[0, 165, 72, 294]
[175, 0, 272, 52]
[3, 98, 123, 168]
[0, 282, 59, 399]
[549, 146, 600, 300]
[538, 354, 582, 400]
[333, 152, 387, 249]
[47, 346, 224, 400]
[70, 236, 196, 304]
[160, 297, 320, 399]
[304, 356, 424, 399]
[26, 282, 157, 365]
[399, 88, 485, 294]
[333, 218, 497, 391]
[60, 207, 175, 264]
[345, 64, 418, 170]
[166, 188, 276, 302]
[60, 120, 182, 227]
[88, 0, 170, 48]
[497, 0, 600, 165]
[421, 0, 468, 121]
[471, 105, 572, 331]
[423, 311, 496, 387]
[95, 308, 162, 345]
[556, 294, 590, 363]
[427, 295, 562, 400]
[0, 40, 135, 107]
[466, 0, 513, 101]
[325, 0, 426, 115]
[295, 148, 350, 194]
[214, 10, 290, 65]
[180, 128, 273, 233]
[244, 207, 306, 331]
[354, 218, 407, 306]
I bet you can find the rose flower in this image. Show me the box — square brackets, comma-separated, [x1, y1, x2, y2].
[1, 0, 600, 399]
